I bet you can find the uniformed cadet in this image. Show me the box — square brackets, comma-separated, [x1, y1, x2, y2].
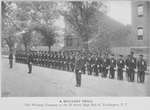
[54, 52, 57, 69]
[27, 49, 33, 73]
[59, 52, 63, 70]
[70, 52, 75, 72]
[15, 51, 17, 63]
[8, 50, 13, 68]
[101, 53, 110, 78]
[57, 52, 60, 70]
[87, 53, 93, 75]
[128, 52, 136, 82]
[38, 51, 41, 66]
[55, 52, 58, 69]
[74, 51, 84, 87]
[94, 53, 99, 76]
[98, 54, 102, 74]
[81, 53, 87, 74]
[117, 55, 124, 80]
[137, 55, 147, 84]
[45, 51, 48, 67]
[125, 55, 130, 81]
[62, 52, 66, 70]
[65, 53, 69, 71]
[35, 51, 38, 66]
[109, 54, 116, 79]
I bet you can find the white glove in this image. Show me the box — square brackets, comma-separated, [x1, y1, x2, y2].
[30, 62, 32, 65]
[97, 65, 99, 67]
[79, 70, 82, 73]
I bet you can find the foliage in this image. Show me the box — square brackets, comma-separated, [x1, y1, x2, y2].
[59, 1, 107, 52]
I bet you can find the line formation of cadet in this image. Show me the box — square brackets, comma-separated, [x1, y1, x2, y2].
[14, 50, 147, 84]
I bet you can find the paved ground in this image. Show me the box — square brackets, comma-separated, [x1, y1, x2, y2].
[1, 57, 150, 97]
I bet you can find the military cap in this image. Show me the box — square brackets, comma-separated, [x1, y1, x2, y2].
[139, 54, 143, 57]
[111, 54, 114, 56]
[130, 52, 134, 55]
[119, 55, 123, 57]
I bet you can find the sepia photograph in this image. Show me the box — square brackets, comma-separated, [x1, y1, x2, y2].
[1, 0, 150, 100]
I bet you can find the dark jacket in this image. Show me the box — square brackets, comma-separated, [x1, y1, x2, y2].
[27, 54, 33, 63]
[137, 59, 147, 71]
[117, 58, 124, 69]
[75, 57, 84, 70]
[110, 58, 116, 67]
[9, 53, 13, 59]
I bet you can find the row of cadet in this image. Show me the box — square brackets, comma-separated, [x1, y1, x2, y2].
[15, 50, 147, 84]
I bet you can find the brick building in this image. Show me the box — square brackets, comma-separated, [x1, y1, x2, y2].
[131, 1, 150, 58]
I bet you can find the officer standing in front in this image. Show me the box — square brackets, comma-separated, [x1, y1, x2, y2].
[74, 51, 84, 87]
[27, 49, 33, 74]
[137, 55, 147, 84]
[8, 50, 13, 68]
[129, 52, 136, 82]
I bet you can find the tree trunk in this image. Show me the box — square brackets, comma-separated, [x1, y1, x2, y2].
[25, 44, 28, 51]
[83, 42, 89, 54]
[48, 46, 51, 52]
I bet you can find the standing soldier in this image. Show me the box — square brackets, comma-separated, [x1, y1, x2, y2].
[15, 51, 17, 63]
[98, 54, 103, 74]
[65, 52, 69, 71]
[129, 52, 136, 82]
[81, 53, 87, 74]
[62, 52, 66, 70]
[27, 49, 33, 73]
[125, 55, 130, 81]
[74, 51, 84, 87]
[51, 52, 54, 69]
[8, 50, 13, 68]
[55, 52, 58, 69]
[109, 54, 116, 79]
[137, 55, 147, 84]
[59, 52, 63, 70]
[87, 53, 94, 75]
[94, 53, 99, 76]
[101, 53, 110, 78]
[117, 55, 125, 80]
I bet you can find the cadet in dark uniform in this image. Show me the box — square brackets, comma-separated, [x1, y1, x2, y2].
[58, 52, 62, 70]
[9, 50, 13, 68]
[27, 49, 33, 73]
[98, 54, 102, 74]
[74, 51, 84, 87]
[81, 53, 87, 74]
[62, 52, 66, 70]
[137, 55, 147, 84]
[109, 54, 116, 79]
[117, 55, 124, 80]
[128, 52, 136, 82]
[125, 55, 130, 81]
[94, 53, 99, 76]
[102, 53, 110, 78]
[66, 53, 70, 71]
[87, 53, 94, 75]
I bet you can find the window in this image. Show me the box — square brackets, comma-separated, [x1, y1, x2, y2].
[137, 27, 143, 40]
[138, 4, 143, 17]
[66, 38, 73, 46]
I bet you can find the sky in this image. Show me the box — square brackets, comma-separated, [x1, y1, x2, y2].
[54, 1, 131, 28]
[106, 1, 131, 25]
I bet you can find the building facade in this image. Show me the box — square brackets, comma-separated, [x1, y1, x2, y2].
[131, 1, 150, 58]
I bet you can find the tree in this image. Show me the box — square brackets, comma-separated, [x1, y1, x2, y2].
[59, 1, 107, 53]
[33, 25, 56, 51]
[21, 31, 32, 51]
